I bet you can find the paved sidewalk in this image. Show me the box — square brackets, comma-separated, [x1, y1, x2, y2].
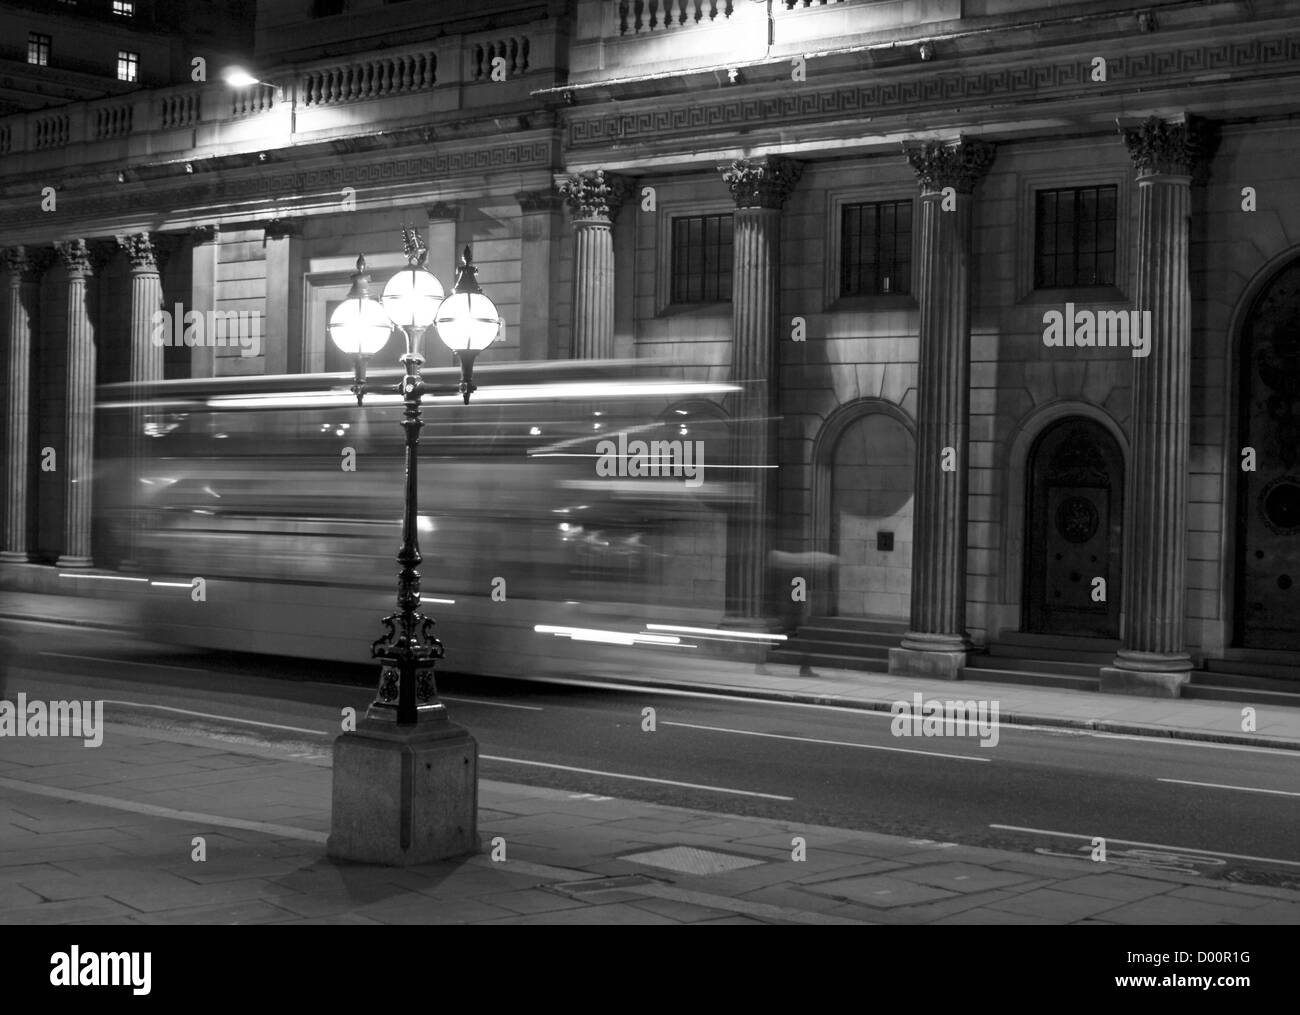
[1, 715, 1298, 925]
[4, 590, 1298, 751]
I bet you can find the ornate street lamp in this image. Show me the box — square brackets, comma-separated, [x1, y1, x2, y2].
[327, 230, 500, 725]
[326, 229, 500, 865]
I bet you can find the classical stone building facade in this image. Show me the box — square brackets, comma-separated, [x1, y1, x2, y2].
[3, 0, 1300, 695]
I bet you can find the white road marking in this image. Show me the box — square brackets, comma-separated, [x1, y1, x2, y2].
[0, 776, 327, 844]
[98, 700, 329, 737]
[441, 695, 543, 711]
[1157, 777, 1300, 798]
[480, 755, 794, 801]
[40, 651, 209, 673]
[485, 675, 1300, 756]
[664, 720, 992, 762]
[990, 823, 1300, 869]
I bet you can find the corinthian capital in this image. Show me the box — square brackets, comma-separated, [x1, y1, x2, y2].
[1122, 115, 1205, 177]
[55, 239, 94, 276]
[116, 232, 159, 271]
[904, 137, 996, 195]
[555, 170, 635, 222]
[720, 156, 803, 210]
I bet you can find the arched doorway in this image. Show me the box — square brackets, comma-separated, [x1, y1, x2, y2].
[829, 412, 914, 620]
[1235, 257, 1300, 650]
[1023, 417, 1124, 637]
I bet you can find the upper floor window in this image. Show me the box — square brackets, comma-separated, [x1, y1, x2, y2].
[117, 50, 139, 82]
[312, 0, 345, 16]
[112, 1, 135, 15]
[28, 33, 51, 67]
[840, 199, 912, 297]
[1034, 185, 1117, 288]
[670, 213, 733, 304]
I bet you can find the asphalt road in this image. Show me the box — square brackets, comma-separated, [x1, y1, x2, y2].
[3, 617, 1298, 889]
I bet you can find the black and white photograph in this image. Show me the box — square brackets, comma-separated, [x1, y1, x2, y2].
[0, 0, 1294, 991]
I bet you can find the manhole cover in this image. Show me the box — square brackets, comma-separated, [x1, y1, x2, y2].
[622, 846, 766, 876]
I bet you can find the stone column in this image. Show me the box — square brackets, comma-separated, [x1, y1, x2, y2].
[190, 225, 219, 378]
[889, 137, 995, 679]
[54, 239, 100, 568]
[719, 156, 803, 623]
[115, 233, 166, 568]
[1, 247, 50, 563]
[556, 169, 633, 359]
[1100, 116, 1202, 697]
[516, 190, 564, 360]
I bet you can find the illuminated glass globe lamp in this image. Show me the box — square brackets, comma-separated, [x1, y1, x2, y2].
[382, 239, 444, 341]
[434, 246, 503, 404]
[328, 255, 394, 405]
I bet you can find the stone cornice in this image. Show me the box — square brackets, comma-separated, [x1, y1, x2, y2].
[0, 138, 557, 234]
[555, 169, 635, 222]
[563, 32, 1300, 153]
[904, 138, 996, 194]
[1122, 115, 1205, 178]
[720, 156, 803, 210]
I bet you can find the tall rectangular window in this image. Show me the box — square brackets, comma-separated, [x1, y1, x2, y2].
[28, 33, 51, 66]
[117, 50, 139, 82]
[840, 199, 913, 296]
[1034, 185, 1118, 288]
[671, 214, 733, 304]
[112, 1, 135, 15]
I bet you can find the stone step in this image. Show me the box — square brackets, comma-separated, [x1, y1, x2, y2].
[1182, 684, 1300, 709]
[767, 649, 890, 672]
[965, 655, 1102, 679]
[1187, 669, 1300, 694]
[797, 616, 909, 635]
[788, 626, 904, 649]
[957, 664, 1100, 692]
[988, 641, 1116, 665]
[1202, 658, 1300, 683]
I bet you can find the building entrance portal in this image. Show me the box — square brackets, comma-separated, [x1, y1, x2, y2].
[1024, 417, 1124, 638]
[829, 412, 914, 621]
[1236, 257, 1300, 651]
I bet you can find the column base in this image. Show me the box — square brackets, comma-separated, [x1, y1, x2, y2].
[0, 551, 31, 564]
[328, 715, 478, 867]
[889, 632, 970, 680]
[1099, 650, 1193, 698]
[717, 614, 783, 663]
[54, 555, 93, 569]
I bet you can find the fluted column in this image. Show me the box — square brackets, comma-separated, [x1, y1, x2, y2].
[889, 138, 995, 679]
[1, 247, 50, 563]
[117, 233, 166, 568]
[1101, 116, 1202, 697]
[54, 239, 100, 568]
[720, 156, 803, 622]
[556, 170, 633, 359]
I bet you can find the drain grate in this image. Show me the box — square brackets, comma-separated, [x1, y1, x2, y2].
[622, 846, 766, 876]
[547, 874, 659, 900]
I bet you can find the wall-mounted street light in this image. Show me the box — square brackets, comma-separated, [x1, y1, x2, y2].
[326, 228, 501, 865]
[222, 67, 271, 88]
